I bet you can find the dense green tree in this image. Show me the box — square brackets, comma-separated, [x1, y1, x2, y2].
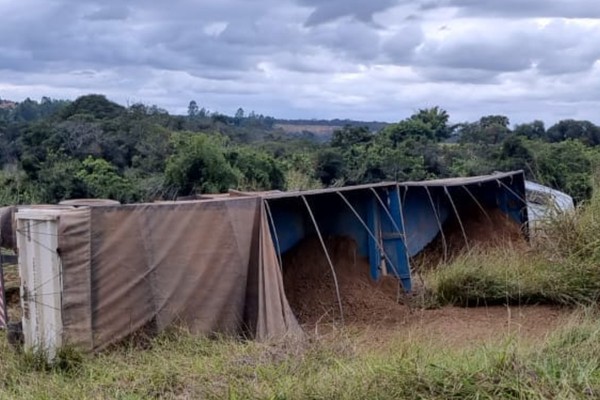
[457, 115, 511, 145]
[75, 157, 138, 202]
[0, 164, 40, 205]
[410, 106, 451, 141]
[533, 140, 598, 202]
[164, 133, 240, 197]
[61, 94, 125, 120]
[36, 152, 86, 202]
[499, 135, 535, 174]
[226, 147, 285, 191]
[514, 120, 545, 140]
[330, 125, 372, 149]
[546, 120, 600, 146]
[383, 119, 434, 145]
[13, 98, 40, 122]
[315, 149, 346, 186]
[187, 100, 199, 118]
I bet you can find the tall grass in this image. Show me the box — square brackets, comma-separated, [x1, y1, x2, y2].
[427, 185, 600, 307]
[1, 311, 600, 399]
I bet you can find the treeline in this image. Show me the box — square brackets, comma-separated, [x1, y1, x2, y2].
[320, 110, 599, 202]
[0, 95, 598, 206]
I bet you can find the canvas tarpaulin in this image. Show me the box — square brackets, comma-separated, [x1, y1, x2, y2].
[57, 196, 301, 351]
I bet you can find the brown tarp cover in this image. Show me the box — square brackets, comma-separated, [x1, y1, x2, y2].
[57, 196, 301, 351]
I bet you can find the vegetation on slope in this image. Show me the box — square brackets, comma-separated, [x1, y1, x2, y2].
[1, 95, 600, 205]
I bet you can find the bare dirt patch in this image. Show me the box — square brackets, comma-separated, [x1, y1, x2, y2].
[398, 305, 564, 346]
[274, 123, 340, 137]
[307, 305, 569, 352]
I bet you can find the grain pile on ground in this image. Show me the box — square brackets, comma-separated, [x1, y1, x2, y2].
[282, 236, 409, 326]
[414, 207, 526, 269]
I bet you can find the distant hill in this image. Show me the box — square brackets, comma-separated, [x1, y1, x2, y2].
[1, 96, 390, 142]
[0, 100, 17, 110]
[274, 119, 389, 139]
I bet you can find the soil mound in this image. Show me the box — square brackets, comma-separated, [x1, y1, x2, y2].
[282, 236, 409, 326]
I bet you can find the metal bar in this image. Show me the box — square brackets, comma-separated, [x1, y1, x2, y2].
[382, 232, 405, 240]
[263, 200, 283, 270]
[370, 187, 413, 290]
[369, 188, 402, 234]
[461, 185, 492, 223]
[496, 179, 528, 204]
[395, 185, 425, 291]
[301, 195, 344, 324]
[424, 186, 449, 263]
[444, 186, 470, 251]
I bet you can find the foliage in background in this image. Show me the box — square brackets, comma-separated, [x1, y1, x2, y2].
[164, 133, 240, 197]
[1, 94, 600, 205]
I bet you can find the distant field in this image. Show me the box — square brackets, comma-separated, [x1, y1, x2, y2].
[274, 123, 341, 137]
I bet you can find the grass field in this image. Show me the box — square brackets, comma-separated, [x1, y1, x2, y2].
[0, 307, 598, 399]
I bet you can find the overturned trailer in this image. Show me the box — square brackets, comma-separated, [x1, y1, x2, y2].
[525, 180, 575, 235]
[5, 171, 529, 356]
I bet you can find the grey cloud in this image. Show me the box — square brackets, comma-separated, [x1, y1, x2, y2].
[84, 5, 130, 21]
[0, 0, 288, 76]
[0, 0, 599, 125]
[436, 0, 600, 19]
[219, 20, 300, 49]
[382, 23, 424, 63]
[533, 20, 600, 75]
[412, 19, 600, 83]
[415, 67, 499, 83]
[298, 0, 397, 25]
[0, 48, 35, 72]
[416, 32, 535, 73]
[274, 55, 340, 73]
[308, 22, 383, 61]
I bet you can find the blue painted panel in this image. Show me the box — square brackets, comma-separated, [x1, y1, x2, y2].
[365, 195, 381, 281]
[382, 187, 412, 291]
[267, 200, 307, 254]
[267, 192, 374, 259]
[401, 188, 450, 257]
[315, 194, 371, 257]
[496, 176, 528, 226]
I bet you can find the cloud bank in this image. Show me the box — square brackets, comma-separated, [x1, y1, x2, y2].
[1, 0, 599, 124]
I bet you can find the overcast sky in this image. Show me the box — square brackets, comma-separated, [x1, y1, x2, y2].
[1, 0, 599, 125]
